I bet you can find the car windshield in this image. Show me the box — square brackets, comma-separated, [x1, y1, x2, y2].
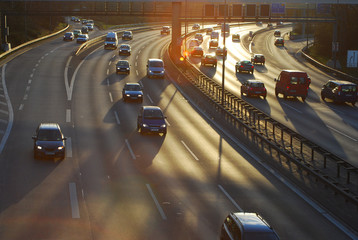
[37, 129, 62, 141]
[149, 61, 163, 67]
[125, 85, 141, 91]
[144, 109, 163, 119]
[121, 45, 130, 49]
[117, 61, 129, 67]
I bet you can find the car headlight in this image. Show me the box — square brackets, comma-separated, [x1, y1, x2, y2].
[161, 124, 166, 128]
[37, 146, 42, 150]
[142, 124, 148, 127]
[58, 146, 64, 150]
[149, 70, 153, 73]
[138, 94, 143, 97]
[127, 68, 130, 70]
[161, 71, 165, 74]
[126, 94, 130, 97]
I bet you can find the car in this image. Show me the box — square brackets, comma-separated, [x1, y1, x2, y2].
[201, 54, 217, 67]
[251, 54, 265, 65]
[241, 80, 267, 99]
[63, 32, 74, 41]
[116, 60, 130, 74]
[192, 23, 200, 30]
[209, 39, 218, 48]
[267, 23, 273, 28]
[210, 31, 219, 39]
[220, 212, 280, 240]
[76, 34, 89, 43]
[232, 33, 240, 41]
[82, 19, 88, 24]
[194, 33, 204, 43]
[275, 70, 311, 101]
[235, 60, 254, 74]
[321, 80, 357, 105]
[191, 46, 204, 57]
[161, 26, 170, 35]
[104, 32, 118, 50]
[277, 21, 283, 26]
[274, 37, 284, 46]
[122, 31, 133, 40]
[147, 59, 165, 78]
[74, 17, 81, 22]
[137, 106, 167, 135]
[122, 83, 143, 103]
[216, 46, 227, 56]
[274, 30, 281, 37]
[81, 26, 89, 34]
[118, 44, 131, 55]
[32, 123, 66, 160]
[73, 29, 82, 38]
[256, 21, 263, 26]
[86, 23, 94, 31]
[206, 27, 214, 35]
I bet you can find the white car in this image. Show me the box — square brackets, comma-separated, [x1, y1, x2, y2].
[76, 34, 89, 43]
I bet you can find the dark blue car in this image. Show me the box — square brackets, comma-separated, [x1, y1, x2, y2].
[137, 106, 167, 136]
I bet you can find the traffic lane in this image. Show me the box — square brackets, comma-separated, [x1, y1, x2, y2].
[0, 42, 91, 238]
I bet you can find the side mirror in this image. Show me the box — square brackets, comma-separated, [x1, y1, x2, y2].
[274, 78, 277, 82]
[32, 136, 37, 140]
[63, 137, 67, 141]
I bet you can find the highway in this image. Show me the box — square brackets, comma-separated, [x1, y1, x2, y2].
[190, 24, 358, 166]
[0, 21, 356, 239]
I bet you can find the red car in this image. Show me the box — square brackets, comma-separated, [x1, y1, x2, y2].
[241, 80, 267, 99]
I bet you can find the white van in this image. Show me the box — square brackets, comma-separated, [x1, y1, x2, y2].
[104, 32, 118, 50]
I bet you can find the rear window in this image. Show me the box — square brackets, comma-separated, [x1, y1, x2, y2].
[341, 85, 357, 92]
[251, 83, 264, 88]
[290, 77, 307, 85]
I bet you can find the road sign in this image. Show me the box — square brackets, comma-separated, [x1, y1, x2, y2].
[332, 42, 339, 52]
[347, 50, 358, 68]
[271, 3, 285, 14]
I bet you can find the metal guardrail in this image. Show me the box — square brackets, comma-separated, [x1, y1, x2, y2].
[167, 33, 358, 208]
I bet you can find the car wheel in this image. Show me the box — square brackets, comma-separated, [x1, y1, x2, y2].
[302, 96, 306, 102]
[127, 71, 130, 74]
[275, 88, 279, 97]
[352, 101, 356, 106]
[263, 94, 267, 99]
[283, 93, 287, 99]
[321, 94, 325, 101]
[34, 151, 38, 159]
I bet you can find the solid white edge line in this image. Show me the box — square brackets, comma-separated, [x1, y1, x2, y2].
[0, 65, 14, 154]
[109, 92, 113, 102]
[125, 139, 136, 160]
[146, 183, 167, 220]
[218, 185, 243, 212]
[66, 109, 71, 123]
[281, 102, 303, 113]
[147, 94, 153, 104]
[69, 182, 80, 218]
[181, 140, 199, 161]
[327, 125, 357, 142]
[166, 67, 358, 239]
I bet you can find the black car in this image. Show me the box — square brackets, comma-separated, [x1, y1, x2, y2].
[63, 32, 74, 41]
[235, 60, 254, 74]
[81, 26, 89, 34]
[251, 54, 265, 65]
[321, 80, 357, 105]
[32, 123, 66, 160]
[201, 54, 217, 67]
[116, 60, 130, 74]
[122, 31, 133, 40]
[137, 106, 167, 136]
[122, 83, 143, 103]
[118, 44, 131, 55]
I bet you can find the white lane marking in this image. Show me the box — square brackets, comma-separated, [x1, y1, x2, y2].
[109, 92, 113, 102]
[114, 111, 120, 125]
[327, 125, 357, 142]
[136, 70, 139, 76]
[135, 62, 138, 67]
[281, 102, 302, 113]
[0, 65, 14, 154]
[109, 61, 112, 66]
[136, 55, 138, 60]
[23, 94, 28, 100]
[181, 140, 199, 161]
[69, 182, 80, 218]
[66, 137, 72, 158]
[19, 104, 24, 111]
[30, 73, 34, 78]
[28, 79, 32, 84]
[146, 184, 167, 220]
[35, 63, 39, 67]
[107, 69, 109, 75]
[66, 109, 71, 122]
[218, 185, 243, 211]
[147, 94, 154, 104]
[125, 139, 136, 160]
[26, 86, 30, 92]
[107, 78, 109, 86]
[0, 109, 8, 115]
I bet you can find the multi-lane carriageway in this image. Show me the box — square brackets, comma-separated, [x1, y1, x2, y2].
[0, 21, 357, 239]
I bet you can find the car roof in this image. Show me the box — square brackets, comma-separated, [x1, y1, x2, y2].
[148, 58, 163, 63]
[38, 123, 60, 130]
[282, 70, 306, 74]
[232, 212, 275, 233]
[247, 79, 264, 83]
[117, 60, 129, 64]
[125, 83, 140, 86]
[120, 44, 130, 47]
[328, 80, 357, 85]
[254, 54, 264, 57]
[142, 106, 162, 111]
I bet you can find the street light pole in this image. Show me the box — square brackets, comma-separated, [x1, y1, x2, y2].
[221, 1, 227, 105]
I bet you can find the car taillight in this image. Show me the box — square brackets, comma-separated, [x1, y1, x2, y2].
[251, 66, 254, 68]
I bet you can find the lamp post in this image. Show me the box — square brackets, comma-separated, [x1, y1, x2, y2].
[221, 1, 227, 105]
